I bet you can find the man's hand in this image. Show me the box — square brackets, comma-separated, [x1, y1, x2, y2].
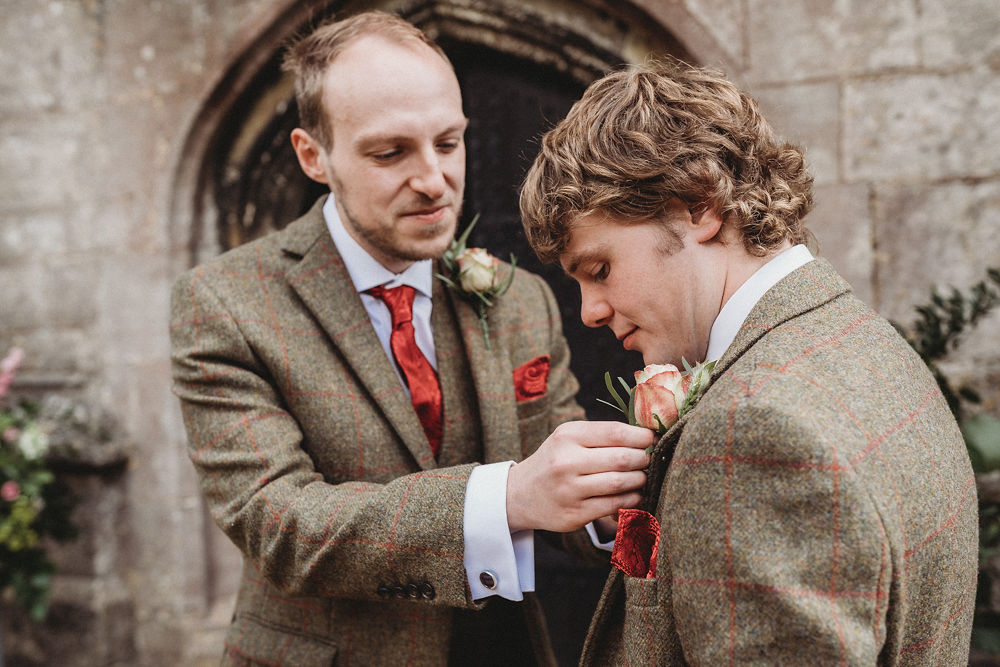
[506, 421, 653, 532]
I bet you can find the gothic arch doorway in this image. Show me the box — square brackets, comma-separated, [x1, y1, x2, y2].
[170, 1, 709, 661]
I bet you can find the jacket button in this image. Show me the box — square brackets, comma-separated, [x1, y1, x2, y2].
[479, 570, 498, 590]
[376, 584, 391, 599]
[393, 585, 407, 599]
[420, 582, 436, 600]
[406, 583, 420, 598]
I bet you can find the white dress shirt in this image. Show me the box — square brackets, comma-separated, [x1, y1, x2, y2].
[323, 197, 531, 601]
[585, 243, 815, 552]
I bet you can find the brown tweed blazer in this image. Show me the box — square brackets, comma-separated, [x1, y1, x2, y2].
[170, 198, 584, 666]
[581, 259, 978, 666]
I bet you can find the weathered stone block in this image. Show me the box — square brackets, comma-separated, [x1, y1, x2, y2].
[97, 254, 173, 362]
[0, 1, 103, 115]
[0, 210, 71, 263]
[747, 0, 918, 83]
[751, 81, 839, 186]
[918, 0, 1000, 69]
[683, 0, 746, 65]
[844, 71, 1000, 183]
[808, 183, 875, 308]
[0, 115, 98, 211]
[38, 257, 100, 329]
[874, 180, 1000, 321]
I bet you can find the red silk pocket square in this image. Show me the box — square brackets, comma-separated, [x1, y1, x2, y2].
[611, 508, 660, 579]
[512, 355, 550, 402]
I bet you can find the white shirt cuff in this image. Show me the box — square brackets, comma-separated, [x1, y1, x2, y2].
[586, 521, 615, 552]
[463, 461, 535, 601]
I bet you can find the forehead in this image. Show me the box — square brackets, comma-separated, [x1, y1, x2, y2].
[560, 212, 678, 273]
[559, 212, 622, 271]
[322, 35, 464, 141]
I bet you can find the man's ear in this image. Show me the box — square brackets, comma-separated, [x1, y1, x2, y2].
[290, 128, 330, 185]
[688, 205, 725, 244]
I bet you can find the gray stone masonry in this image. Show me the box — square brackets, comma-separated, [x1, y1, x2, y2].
[1, 0, 998, 664]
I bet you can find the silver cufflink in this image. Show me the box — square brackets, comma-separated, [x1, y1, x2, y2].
[479, 570, 498, 590]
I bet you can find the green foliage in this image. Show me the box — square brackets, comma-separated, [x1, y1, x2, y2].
[894, 268, 1000, 420]
[1, 363, 79, 622]
[964, 414, 1000, 475]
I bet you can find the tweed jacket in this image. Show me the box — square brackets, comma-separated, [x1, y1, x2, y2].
[581, 259, 978, 666]
[170, 198, 584, 666]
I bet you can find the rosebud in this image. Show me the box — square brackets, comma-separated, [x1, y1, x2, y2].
[1, 480, 20, 502]
[456, 248, 499, 293]
[2, 426, 20, 443]
[633, 364, 692, 432]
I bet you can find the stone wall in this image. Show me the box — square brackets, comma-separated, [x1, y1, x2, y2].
[1, 1, 997, 665]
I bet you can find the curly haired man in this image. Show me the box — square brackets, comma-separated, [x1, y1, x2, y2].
[520, 61, 977, 665]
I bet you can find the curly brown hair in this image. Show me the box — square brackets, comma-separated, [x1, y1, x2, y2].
[519, 60, 814, 263]
[282, 11, 451, 150]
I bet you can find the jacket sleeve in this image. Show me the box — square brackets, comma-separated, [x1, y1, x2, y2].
[170, 269, 479, 608]
[665, 399, 887, 664]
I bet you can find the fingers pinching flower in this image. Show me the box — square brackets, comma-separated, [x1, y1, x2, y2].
[600, 359, 716, 452]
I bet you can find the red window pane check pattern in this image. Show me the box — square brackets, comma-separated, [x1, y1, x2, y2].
[659, 267, 977, 665]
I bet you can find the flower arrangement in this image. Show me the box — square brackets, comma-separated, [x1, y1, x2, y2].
[0, 347, 77, 621]
[437, 214, 516, 349]
[600, 359, 716, 452]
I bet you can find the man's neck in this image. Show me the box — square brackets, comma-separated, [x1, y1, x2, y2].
[719, 240, 794, 310]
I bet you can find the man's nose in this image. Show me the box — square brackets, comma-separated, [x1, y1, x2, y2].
[409, 150, 447, 199]
[579, 285, 612, 328]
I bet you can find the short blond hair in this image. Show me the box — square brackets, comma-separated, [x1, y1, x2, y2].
[520, 60, 814, 262]
[282, 11, 451, 150]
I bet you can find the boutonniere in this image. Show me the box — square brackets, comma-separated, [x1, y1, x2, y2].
[600, 359, 716, 452]
[437, 214, 516, 349]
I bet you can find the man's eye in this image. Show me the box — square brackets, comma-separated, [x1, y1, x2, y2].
[593, 264, 609, 282]
[373, 149, 401, 161]
[437, 140, 460, 153]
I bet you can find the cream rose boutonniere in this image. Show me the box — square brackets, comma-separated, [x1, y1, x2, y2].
[600, 359, 716, 452]
[437, 214, 515, 349]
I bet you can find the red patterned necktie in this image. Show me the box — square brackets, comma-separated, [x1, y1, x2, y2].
[367, 284, 443, 458]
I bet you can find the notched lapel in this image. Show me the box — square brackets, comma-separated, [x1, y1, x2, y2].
[283, 207, 437, 470]
[442, 277, 521, 464]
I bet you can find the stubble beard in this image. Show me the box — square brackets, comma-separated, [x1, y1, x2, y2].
[337, 195, 461, 264]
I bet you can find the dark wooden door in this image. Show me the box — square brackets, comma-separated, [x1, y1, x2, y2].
[448, 41, 646, 421]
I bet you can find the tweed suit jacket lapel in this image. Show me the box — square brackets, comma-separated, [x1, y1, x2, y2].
[642, 257, 850, 508]
[443, 283, 522, 464]
[282, 201, 436, 469]
[712, 257, 851, 380]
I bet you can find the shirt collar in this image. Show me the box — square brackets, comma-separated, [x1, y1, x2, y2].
[705, 244, 814, 363]
[322, 195, 434, 297]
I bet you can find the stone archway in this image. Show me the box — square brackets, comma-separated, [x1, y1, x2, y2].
[168, 0, 723, 660]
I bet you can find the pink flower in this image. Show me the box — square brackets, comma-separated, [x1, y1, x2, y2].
[633, 364, 691, 432]
[2, 426, 20, 443]
[1, 480, 20, 502]
[0, 347, 25, 399]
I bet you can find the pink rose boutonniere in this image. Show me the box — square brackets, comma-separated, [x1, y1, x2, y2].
[438, 214, 515, 349]
[600, 359, 716, 452]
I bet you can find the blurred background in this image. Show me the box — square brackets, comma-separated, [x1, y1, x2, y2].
[1, 0, 999, 664]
